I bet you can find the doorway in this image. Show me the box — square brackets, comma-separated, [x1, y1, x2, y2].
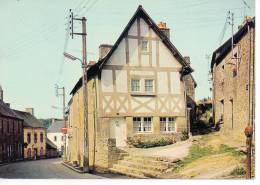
[110, 118, 126, 147]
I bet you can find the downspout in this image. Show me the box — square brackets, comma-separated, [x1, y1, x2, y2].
[247, 23, 251, 127]
[93, 77, 98, 169]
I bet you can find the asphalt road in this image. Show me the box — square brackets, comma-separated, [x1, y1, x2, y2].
[0, 158, 127, 179]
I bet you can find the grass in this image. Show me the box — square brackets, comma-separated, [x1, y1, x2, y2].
[230, 167, 246, 176]
[173, 144, 244, 172]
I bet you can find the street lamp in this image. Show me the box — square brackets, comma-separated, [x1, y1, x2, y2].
[64, 52, 89, 172]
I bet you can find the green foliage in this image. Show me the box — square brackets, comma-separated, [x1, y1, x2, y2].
[180, 130, 189, 141]
[39, 118, 52, 128]
[218, 144, 244, 157]
[230, 167, 246, 176]
[173, 144, 245, 172]
[127, 137, 175, 148]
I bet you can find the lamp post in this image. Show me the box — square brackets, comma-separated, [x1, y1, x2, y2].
[64, 52, 89, 172]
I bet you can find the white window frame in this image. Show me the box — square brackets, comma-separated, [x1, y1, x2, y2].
[131, 79, 141, 92]
[133, 117, 152, 133]
[144, 79, 154, 93]
[160, 117, 176, 133]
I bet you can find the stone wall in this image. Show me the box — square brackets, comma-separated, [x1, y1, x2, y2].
[212, 26, 254, 135]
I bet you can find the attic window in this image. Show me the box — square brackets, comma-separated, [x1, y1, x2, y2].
[141, 40, 149, 52]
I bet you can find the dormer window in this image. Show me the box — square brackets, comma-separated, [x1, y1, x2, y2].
[141, 40, 149, 52]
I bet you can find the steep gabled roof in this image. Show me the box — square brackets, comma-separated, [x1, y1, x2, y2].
[70, 5, 193, 95]
[0, 100, 23, 120]
[14, 110, 45, 128]
[211, 17, 255, 70]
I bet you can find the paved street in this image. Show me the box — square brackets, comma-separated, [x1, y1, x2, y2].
[0, 158, 127, 179]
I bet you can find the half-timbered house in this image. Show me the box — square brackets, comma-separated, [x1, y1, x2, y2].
[67, 5, 194, 172]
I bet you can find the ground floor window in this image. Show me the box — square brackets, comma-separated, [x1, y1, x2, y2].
[27, 148, 31, 158]
[160, 117, 176, 132]
[133, 117, 152, 133]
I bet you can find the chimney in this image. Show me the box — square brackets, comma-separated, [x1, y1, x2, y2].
[88, 60, 96, 66]
[99, 44, 113, 59]
[184, 56, 191, 65]
[25, 108, 34, 116]
[158, 22, 170, 39]
[0, 85, 3, 101]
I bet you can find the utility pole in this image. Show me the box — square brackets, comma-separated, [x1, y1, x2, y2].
[55, 85, 67, 160]
[227, 11, 234, 57]
[69, 9, 89, 172]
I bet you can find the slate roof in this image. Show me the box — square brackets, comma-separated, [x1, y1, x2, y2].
[70, 5, 193, 95]
[211, 17, 255, 70]
[0, 100, 22, 120]
[47, 119, 65, 133]
[13, 110, 45, 128]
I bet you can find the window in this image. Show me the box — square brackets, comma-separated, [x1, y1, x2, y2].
[168, 117, 176, 131]
[220, 100, 224, 121]
[141, 40, 149, 52]
[160, 117, 176, 132]
[160, 117, 167, 132]
[27, 148, 31, 158]
[131, 79, 140, 92]
[40, 133, 43, 143]
[143, 117, 152, 132]
[133, 117, 141, 132]
[133, 117, 152, 133]
[34, 133, 37, 143]
[54, 136, 57, 142]
[27, 133, 31, 144]
[145, 79, 154, 93]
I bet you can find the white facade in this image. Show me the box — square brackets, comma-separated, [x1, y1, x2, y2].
[47, 132, 64, 152]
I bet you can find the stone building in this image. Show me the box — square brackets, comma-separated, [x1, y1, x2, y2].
[14, 108, 47, 160]
[211, 17, 255, 135]
[0, 93, 24, 164]
[67, 6, 195, 172]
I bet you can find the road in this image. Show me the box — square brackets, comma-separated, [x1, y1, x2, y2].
[0, 158, 127, 179]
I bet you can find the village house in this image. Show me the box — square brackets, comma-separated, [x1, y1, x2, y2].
[47, 118, 67, 155]
[66, 5, 195, 172]
[211, 17, 255, 135]
[0, 86, 24, 164]
[14, 108, 47, 160]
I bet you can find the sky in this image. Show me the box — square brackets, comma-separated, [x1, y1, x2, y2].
[0, 0, 255, 119]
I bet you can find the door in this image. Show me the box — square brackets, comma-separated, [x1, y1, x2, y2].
[110, 118, 126, 147]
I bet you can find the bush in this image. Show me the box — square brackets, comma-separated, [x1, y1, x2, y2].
[180, 130, 189, 141]
[127, 136, 175, 148]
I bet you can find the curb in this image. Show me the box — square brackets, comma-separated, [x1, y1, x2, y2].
[62, 162, 84, 173]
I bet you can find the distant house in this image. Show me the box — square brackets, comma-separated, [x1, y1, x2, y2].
[0, 86, 24, 164]
[47, 119, 67, 155]
[211, 17, 255, 133]
[14, 108, 46, 160]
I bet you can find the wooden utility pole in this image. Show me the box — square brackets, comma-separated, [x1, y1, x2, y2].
[55, 85, 67, 160]
[69, 9, 89, 172]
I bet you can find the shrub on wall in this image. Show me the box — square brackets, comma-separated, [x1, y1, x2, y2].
[126, 135, 176, 148]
